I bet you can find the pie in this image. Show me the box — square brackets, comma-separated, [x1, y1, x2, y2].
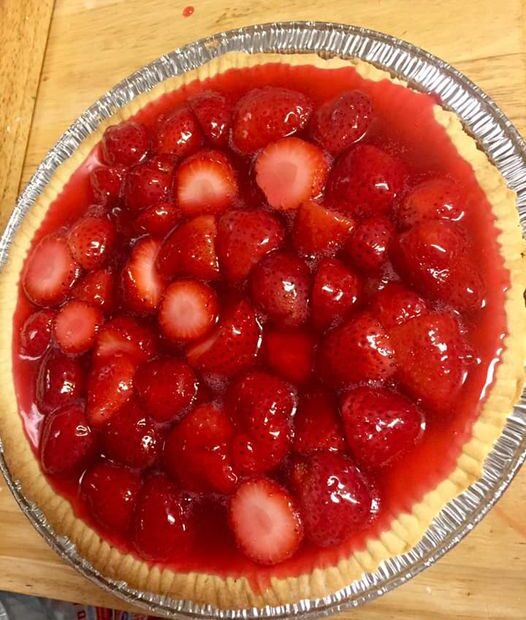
[0, 52, 524, 610]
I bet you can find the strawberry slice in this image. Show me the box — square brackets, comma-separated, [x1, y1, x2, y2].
[229, 478, 304, 565]
[232, 87, 313, 154]
[159, 279, 218, 343]
[370, 282, 427, 329]
[263, 328, 315, 385]
[101, 120, 150, 166]
[216, 208, 285, 282]
[156, 215, 219, 281]
[23, 235, 79, 307]
[175, 149, 238, 216]
[122, 237, 164, 313]
[345, 215, 394, 273]
[319, 311, 397, 386]
[71, 267, 114, 310]
[292, 200, 354, 258]
[90, 165, 126, 205]
[398, 178, 465, 228]
[293, 388, 345, 454]
[328, 144, 406, 218]
[123, 155, 175, 212]
[155, 106, 203, 157]
[186, 298, 261, 377]
[341, 386, 425, 469]
[311, 91, 373, 155]
[312, 257, 362, 329]
[255, 137, 328, 210]
[36, 350, 85, 413]
[250, 251, 311, 327]
[20, 310, 55, 358]
[54, 300, 103, 354]
[188, 90, 232, 147]
[86, 355, 135, 427]
[94, 316, 157, 363]
[134, 201, 180, 237]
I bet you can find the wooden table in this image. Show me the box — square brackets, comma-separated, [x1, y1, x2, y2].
[1, 0, 525, 617]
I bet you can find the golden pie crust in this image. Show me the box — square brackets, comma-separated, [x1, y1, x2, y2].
[0, 52, 524, 609]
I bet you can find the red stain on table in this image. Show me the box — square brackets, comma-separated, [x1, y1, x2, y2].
[183, 5, 195, 17]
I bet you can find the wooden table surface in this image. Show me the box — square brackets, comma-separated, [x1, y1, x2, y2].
[0, 0, 525, 617]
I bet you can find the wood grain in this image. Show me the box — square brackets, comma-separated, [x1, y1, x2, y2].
[1, 0, 526, 617]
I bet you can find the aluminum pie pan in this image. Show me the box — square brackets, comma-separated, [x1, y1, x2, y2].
[1, 20, 525, 619]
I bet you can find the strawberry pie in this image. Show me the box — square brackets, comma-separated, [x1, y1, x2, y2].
[0, 52, 524, 609]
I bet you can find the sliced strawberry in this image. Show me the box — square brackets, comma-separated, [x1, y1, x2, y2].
[101, 399, 160, 469]
[312, 257, 362, 329]
[345, 215, 394, 273]
[159, 279, 218, 343]
[20, 310, 55, 358]
[263, 328, 315, 385]
[90, 165, 126, 205]
[155, 106, 203, 157]
[94, 316, 157, 363]
[101, 120, 150, 166]
[328, 144, 406, 218]
[291, 451, 375, 547]
[71, 267, 114, 310]
[54, 300, 103, 354]
[255, 137, 328, 211]
[86, 355, 135, 427]
[188, 90, 232, 147]
[122, 237, 164, 313]
[164, 402, 238, 494]
[40, 404, 96, 476]
[175, 149, 238, 216]
[311, 91, 372, 155]
[123, 155, 175, 212]
[319, 311, 396, 386]
[232, 87, 313, 154]
[36, 350, 85, 414]
[293, 388, 345, 454]
[135, 357, 197, 423]
[250, 251, 310, 327]
[341, 386, 425, 469]
[134, 201, 180, 237]
[82, 462, 142, 532]
[186, 298, 261, 377]
[229, 478, 303, 565]
[398, 178, 465, 228]
[132, 474, 190, 561]
[390, 311, 467, 413]
[216, 208, 285, 282]
[370, 282, 427, 329]
[156, 215, 219, 281]
[292, 200, 354, 258]
[67, 214, 116, 271]
[23, 235, 79, 307]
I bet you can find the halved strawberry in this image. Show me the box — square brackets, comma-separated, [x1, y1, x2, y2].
[123, 155, 175, 212]
[232, 87, 313, 154]
[370, 282, 427, 329]
[159, 279, 218, 343]
[328, 144, 406, 218]
[292, 200, 354, 258]
[186, 298, 261, 377]
[175, 149, 238, 216]
[229, 478, 304, 565]
[188, 90, 232, 147]
[90, 165, 126, 205]
[134, 201, 180, 237]
[311, 91, 373, 155]
[216, 208, 285, 282]
[345, 215, 394, 273]
[263, 328, 315, 385]
[293, 388, 345, 454]
[101, 120, 150, 166]
[20, 310, 55, 358]
[94, 316, 157, 363]
[71, 267, 114, 310]
[86, 355, 135, 427]
[312, 257, 362, 329]
[54, 300, 103, 355]
[255, 137, 328, 210]
[398, 178, 465, 228]
[23, 235, 80, 307]
[67, 214, 116, 271]
[156, 215, 219, 281]
[122, 237, 164, 313]
[36, 350, 85, 413]
[250, 251, 311, 327]
[319, 311, 397, 386]
[155, 106, 203, 157]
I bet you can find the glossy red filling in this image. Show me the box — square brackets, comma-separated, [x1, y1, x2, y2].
[12, 61, 508, 588]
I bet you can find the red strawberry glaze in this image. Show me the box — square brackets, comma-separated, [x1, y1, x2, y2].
[11, 61, 508, 591]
